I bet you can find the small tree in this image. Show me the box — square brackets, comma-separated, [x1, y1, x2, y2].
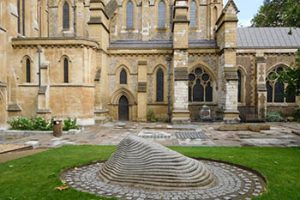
[277, 49, 300, 97]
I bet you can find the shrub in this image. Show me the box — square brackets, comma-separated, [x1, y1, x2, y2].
[32, 117, 52, 131]
[63, 118, 79, 131]
[293, 108, 300, 122]
[147, 109, 158, 122]
[266, 112, 284, 122]
[8, 117, 33, 130]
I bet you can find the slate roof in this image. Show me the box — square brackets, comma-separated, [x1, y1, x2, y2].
[237, 27, 300, 49]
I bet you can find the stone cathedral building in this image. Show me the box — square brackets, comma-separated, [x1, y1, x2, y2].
[0, 0, 299, 126]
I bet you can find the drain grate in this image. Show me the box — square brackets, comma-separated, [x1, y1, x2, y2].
[175, 131, 208, 140]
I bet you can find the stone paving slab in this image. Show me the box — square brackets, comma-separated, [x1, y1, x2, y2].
[0, 122, 299, 148]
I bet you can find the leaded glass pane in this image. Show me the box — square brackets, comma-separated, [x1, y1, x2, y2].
[120, 69, 127, 84]
[63, 2, 70, 29]
[26, 58, 31, 83]
[188, 86, 192, 101]
[126, 1, 134, 29]
[64, 58, 69, 83]
[189, 74, 195, 81]
[274, 81, 284, 102]
[158, 1, 166, 28]
[190, 0, 197, 27]
[237, 70, 241, 102]
[195, 68, 202, 75]
[266, 81, 272, 102]
[205, 82, 213, 102]
[193, 80, 204, 101]
[156, 68, 164, 102]
[202, 73, 210, 81]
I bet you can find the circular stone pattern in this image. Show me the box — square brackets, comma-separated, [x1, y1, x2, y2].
[62, 160, 266, 200]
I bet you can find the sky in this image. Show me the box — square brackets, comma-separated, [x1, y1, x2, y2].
[225, 0, 264, 27]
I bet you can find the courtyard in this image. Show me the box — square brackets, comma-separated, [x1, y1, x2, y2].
[0, 122, 300, 199]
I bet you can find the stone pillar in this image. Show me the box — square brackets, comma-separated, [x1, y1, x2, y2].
[256, 56, 267, 120]
[137, 61, 148, 121]
[215, 0, 240, 123]
[37, 47, 51, 116]
[141, 0, 150, 41]
[88, 0, 110, 121]
[171, 0, 191, 123]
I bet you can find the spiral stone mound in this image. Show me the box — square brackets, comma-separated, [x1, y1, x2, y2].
[97, 135, 216, 190]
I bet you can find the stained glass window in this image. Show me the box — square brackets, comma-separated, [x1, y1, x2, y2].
[156, 68, 164, 102]
[63, 2, 70, 29]
[64, 58, 69, 83]
[190, 0, 197, 27]
[237, 70, 242, 102]
[158, 0, 166, 28]
[126, 0, 134, 29]
[266, 65, 296, 103]
[188, 67, 213, 102]
[120, 69, 127, 84]
[26, 58, 31, 83]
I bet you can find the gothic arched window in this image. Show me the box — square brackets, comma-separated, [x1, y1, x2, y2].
[190, 0, 197, 27]
[64, 58, 69, 83]
[63, 1, 70, 29]
[126, 0, 134, 29]
[120, 69, 127, 84]
[188, 67, 213, 102]
[266, 65, 296, 103]
[156, 68, 164, 102]
[237, 70, 242, 102]
[158, 0, 166, 28]
[26, 58, 31, 83]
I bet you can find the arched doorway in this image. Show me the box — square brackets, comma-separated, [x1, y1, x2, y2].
[118, 95, 129, 121]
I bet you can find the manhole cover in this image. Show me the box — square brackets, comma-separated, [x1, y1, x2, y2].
[175, 131, 208, 140]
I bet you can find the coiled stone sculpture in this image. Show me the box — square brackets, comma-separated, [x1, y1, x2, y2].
[98, 135, 216, 190]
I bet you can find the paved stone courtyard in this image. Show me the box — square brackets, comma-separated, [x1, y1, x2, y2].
[1, 122, 300, 149]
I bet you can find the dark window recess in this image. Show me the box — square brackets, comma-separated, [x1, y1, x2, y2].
[205, 82, 213, 102]
[64, 58, 69, 83]
[274, 81, 284, 102]
[193, 79, 204, 102]
[188, 86, 192, 102]
[120, 69, 127, 84]
[63, 2, 70, 29]
[266, 81, 273, 102]
[22, 0, 25, 35]
[156, 68, 164, 102]
[17, 0, 20, 33]
[237, 70, 242, 102]
[26, 58, 31, 83]
[286, 92, 296, 103]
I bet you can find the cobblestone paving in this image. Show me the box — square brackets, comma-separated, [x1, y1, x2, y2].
[62, 160, 266, 200]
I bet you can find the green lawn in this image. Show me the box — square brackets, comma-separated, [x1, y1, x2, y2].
[0, 146, 299, 200]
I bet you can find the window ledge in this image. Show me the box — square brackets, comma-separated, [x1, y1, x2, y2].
[189, 102, 217, 106]
[267, 103, 298, 106]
